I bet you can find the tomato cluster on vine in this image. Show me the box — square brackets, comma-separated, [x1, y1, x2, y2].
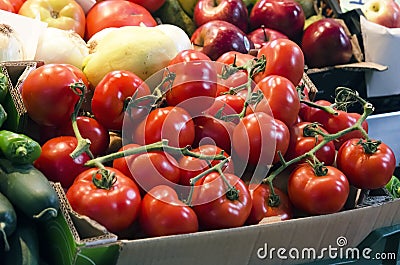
[20, 38, 397, 239]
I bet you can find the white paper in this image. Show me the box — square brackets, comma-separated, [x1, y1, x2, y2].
[0, 10, 47, 60]
[361, 16, 400, 97]
[340, 0, 400, 12]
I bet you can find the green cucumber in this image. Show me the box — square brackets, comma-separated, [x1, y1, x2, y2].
[0, 159, 59, 222]
[0, 191, 17, 251]
[3, 216, 39, 265]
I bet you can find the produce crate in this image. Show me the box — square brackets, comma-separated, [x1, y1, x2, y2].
[39, 183, 120, 265]
[43, 182, 400, 265]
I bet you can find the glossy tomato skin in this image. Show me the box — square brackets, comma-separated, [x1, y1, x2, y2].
[288, 164, 349, 215]
[246, 184, 293, 225]
[254, 38, 304, 86]
[165, 61, 218, 116]
[66, 167, 141, 233]
[91, 70, 150, 131]
[112, 143, 142, 179]
[34, 136, 90, 189]
[168, 49, 211, 65]
[285, 122, 336, 166]
[336, 139, 396, 189]
[133, 106, 195, 148]
[21, 64, 81, 127]
[192, 115, 236, 154]
[324, 110, 368, 150]
[254, 74, 300, 127]
[85, 0, 157, 40]
[178, 144, 234, 186]
[0, 0, 15, 12]
[232, 112, 290, 166]
[192, 172, 252, 230]
[128, 152, 181, 193]
[216, 51, 256, 67]
[58, 116, 110, 157]
[139, 185, 198, 237]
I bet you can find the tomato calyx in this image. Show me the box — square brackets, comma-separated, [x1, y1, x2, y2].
[263, 87, 375, 186]
[92, 168, 117, 190]
[358, 139, 382, 155]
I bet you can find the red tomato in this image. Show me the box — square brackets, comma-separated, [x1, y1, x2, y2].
[216, 51, 255, 67]
[192, 172, 252, 230]
[288, 164, 349, 215]
[133, 106, 195, 148]
[254, 39, 304, 86]
[129, 152, 181, 193]
[246, 184, 293, 225]
[204, 94, 245, 118]
[165, 61, 218, 116]
[85, 0, 157, 40]
[336, 139, 396, 189]
[178, 145, 234, 186]
[127, 0, 165, 13]
[323, 110, 367, 149]
[57, 116, 110, 157]
[168, 49, 211, 65]
[91, 70, 151, 131]
[34, 136, 90, 189]
[9, 0, 24, 12]
[139, 185, 198, 237]
[192, 115, 236, 154]
[254, 74, 300, 127]
[112, 143, 142, 179]
[19, 0, 86, 38]
[300, 99, 333, 123]
[285, 122, 336, 166]
[66, 167, 141, 233]
[21, 64, 81, 127]
[216, 70, 250, 96]
[0, 0, 15, 12]
[232, 112, 290, 165]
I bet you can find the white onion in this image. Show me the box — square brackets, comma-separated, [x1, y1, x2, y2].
[155, 24, 193, 53]
[0, 24, 24, 62]
[35, 27, 89, 69]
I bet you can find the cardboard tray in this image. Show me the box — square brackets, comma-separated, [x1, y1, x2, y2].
[42, 181, 400, 265]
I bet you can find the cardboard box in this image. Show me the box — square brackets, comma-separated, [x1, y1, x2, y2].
[44, 181, 400, 265]
[40, 183, 120, 265]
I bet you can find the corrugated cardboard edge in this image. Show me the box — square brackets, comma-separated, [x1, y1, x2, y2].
[115, 199, 400, 265]
[307, 62, 388, 74]
[52, 182, 119, 247]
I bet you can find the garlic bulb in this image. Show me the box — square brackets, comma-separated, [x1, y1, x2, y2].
[0, 24, 25, 62]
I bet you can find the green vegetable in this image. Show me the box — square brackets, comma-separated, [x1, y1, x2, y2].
[385, 175, 400, 199]
[0, 130, 41, 165]
[0, 72, 8, 104]
[3, 216, 39, 265]
[0, 103, 7, 128]
[0, 191, 17, 251]
[0, 159, 59, 222]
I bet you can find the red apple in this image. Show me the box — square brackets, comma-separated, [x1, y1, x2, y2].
[249, 0, 305, 43]
[127, 0, 166, 13]
[85, 0, 157, 40]
[247, 25, 289, 49]
[193, 0, 249, 32]
[362, 0, 400, 28]
[301, 18, 353, 68]
[191, 20, 254, 60]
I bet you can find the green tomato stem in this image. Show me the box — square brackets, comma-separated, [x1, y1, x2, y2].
[263, 100, 374, 185]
